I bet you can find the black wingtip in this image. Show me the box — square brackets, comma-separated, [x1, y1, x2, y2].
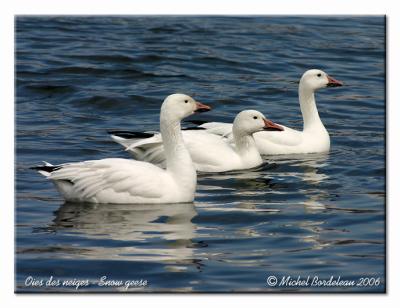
[263, 127, 284, 132]
[182, 126, 206, 131]
[184, 120, 209, 126]
[30, 165, 62, 173]
[108, 130, 155, 139]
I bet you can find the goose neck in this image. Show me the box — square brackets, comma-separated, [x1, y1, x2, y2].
[233, 129, 262, 163]
[299, 84, 324, 131]
[160, 113, 196, 188]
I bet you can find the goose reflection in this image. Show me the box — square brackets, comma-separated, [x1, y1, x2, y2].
[264, 153, 336, 251]
[263, 153, 331, 210]
[263, 152, 330, 183]
[47, 202, 200, 268]
[198, 153, 330, 209]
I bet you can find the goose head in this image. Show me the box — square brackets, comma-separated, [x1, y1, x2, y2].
[300, 69, 343, 91]
[161, 93, 211, 121]
[233, 110, 284, 136]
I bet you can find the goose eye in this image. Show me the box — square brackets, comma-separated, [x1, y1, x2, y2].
[184, 100, 189, 103]
[317, 73, 322, 77]
[253, 116, 258, 120]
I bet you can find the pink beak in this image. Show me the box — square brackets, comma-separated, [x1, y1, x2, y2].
[194, 101, 212, 113]
[263, 118, 284, 132]
[327, 75, 343, 87]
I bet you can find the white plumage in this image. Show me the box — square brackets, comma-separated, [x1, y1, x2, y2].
[111, 110, 283, 172]
[33, 94, 211, 204]
[200, 69, 343, 155]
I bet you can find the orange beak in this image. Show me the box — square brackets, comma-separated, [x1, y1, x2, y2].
[194, 101, 212, 113]
[263, 118, 284, 132]
[327, 75, 343, 87]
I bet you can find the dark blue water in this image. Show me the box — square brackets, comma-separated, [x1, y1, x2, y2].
[15, 16, 385, 293]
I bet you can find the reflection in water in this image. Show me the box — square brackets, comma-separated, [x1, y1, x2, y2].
[196, 153, 334, 253]
[264, 153, 330, 211]
[264, 152, 330, 183]
[199, 153, 330, 210]
[34, 152, 332, 272]
[25, 152, 379, 287]
[267, 154, 332, 252]
[46, 202, 199, 267]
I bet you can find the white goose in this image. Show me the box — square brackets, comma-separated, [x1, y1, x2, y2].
[32, 94, 211, 204]
[198, 69, 343, 155]
[110, 110, 283, 173]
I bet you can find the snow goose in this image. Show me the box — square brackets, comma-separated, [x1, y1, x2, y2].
[109, 110, 283, 173]
[198, 69, 343, 155]
[32, 94, 211, 204]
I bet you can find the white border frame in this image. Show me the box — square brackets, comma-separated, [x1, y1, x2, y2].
[2, 0, 398, 307]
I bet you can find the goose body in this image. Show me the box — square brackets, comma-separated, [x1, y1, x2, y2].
[200, 121, 329, 155]
[111, 110, 283, 173]
[199, 69, 343, 155]
[37, 158, 192, 204]
[33, 94, 211, 204]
